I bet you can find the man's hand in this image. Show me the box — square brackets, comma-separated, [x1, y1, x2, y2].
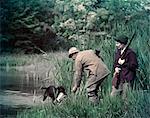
[115, 67, 121, 73]
[118, 58, 125, 65]
[71, 86, 78, 93]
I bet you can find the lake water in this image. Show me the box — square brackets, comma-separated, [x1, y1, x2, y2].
[0, 68, 46, 118]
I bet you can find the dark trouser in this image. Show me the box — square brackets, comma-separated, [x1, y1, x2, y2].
[86, 75, 106, 104]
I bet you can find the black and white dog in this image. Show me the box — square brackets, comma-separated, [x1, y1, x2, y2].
[41, 85, 67, 103]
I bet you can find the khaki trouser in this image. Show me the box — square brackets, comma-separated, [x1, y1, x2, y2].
[110, 82, 131, 99]
[86, 75, 106, 104]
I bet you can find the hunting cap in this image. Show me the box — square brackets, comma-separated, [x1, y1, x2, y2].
[68, 47, 79, 58]
[115, 35, 128, 45]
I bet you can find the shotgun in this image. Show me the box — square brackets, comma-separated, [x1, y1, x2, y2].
[120, 32, 136, 59]
[112, 32, 136, 88]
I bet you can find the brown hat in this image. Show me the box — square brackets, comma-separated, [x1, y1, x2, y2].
[115, 35, 128, 45]
[68, 47, 79, 58]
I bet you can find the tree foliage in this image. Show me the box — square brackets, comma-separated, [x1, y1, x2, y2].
[0, 0, 149, 53]
[0, 0, 57, 53]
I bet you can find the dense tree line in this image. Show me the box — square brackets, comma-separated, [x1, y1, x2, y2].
[1, 0, 61, 53]
[0, 0, 149, 53]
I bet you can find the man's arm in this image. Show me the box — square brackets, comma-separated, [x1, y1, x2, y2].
[74, 60, 83, 87]
[72, 59, 83, 93]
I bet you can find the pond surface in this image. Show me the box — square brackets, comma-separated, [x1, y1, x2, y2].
[0, 68, 46, 118]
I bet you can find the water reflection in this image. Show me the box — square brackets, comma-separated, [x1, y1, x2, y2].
[0, 68, 44, 117]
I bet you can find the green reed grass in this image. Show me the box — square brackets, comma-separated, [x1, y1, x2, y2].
[17, 57, 150, 118]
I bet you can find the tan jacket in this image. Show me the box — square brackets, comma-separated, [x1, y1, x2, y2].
[73, 50, 110, 88]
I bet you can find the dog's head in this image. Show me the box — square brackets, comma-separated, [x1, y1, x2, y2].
[41, 85, 67, 102]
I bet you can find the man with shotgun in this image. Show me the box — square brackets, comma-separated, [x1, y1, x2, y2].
[111, 34, 138, 98]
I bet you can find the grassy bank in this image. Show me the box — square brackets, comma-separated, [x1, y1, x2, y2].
[16, 57, 150, 118]
[17, 89, 150, 118]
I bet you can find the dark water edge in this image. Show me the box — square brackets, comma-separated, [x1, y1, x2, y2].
[0, 104, 31, 118]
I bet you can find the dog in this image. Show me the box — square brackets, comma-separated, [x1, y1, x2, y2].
[41, 85, 67, 103]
